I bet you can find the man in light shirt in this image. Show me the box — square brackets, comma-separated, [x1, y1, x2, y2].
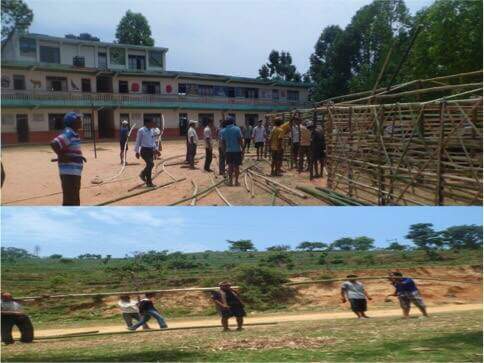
[1, 292, 34, 344]
[290, 113, 301, 169]
[341, 275, 372, 319]
[118, 295, 150, 330]
[187, 120, 199, 169]
[298, 122, 311, 172]
[135, 118, 160, 187]
[204, 120, 214, 172]
[252, 120, 266, 161]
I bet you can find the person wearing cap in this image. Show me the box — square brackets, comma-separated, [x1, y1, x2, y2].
[119, 120, 130, 165]
[217, 119, 227, 176]
[203, 119, 214, 172]
[252, 120, 266, 161]
[135, 118, 160, 187]
[221, 115, 243, 186]
[298, 122, 311, 173]
[187, 120, 199, 169]
[128, 293, 168, 331]
[341, 275, 372, 319]
[269, 117, 292, 176]
[211, 282, 246, 332]
[387, 272, 429, 318]
[118, 295, 150, 330]
[1, 292, 34, 345]
[50, 111, 86, 205]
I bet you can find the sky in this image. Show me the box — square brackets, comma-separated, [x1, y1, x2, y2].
[1, 207, 482, 257]
[24, 0, 434, 78]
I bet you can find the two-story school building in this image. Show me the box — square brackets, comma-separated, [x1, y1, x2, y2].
[1, 32, 311, 144]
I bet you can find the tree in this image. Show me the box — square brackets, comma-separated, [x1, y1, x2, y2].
[386, 242, 408, 251]
[227, 240, 256, 252]
[405, 223, 443, 250]
[49, 254, 63, 259]
[65, 33, 100, 42]
[115, 10, 154, 46]
[441, 225, 483, 250]
[1, 247, 35, 260]
[296, 241, 327, 251]
[330, 237, 354, 251]
[78, 253, 102, 260]
[1, 0, 33, 39]
[258, 50, 302, 82]
[262, 252, 294, 269]
[407, 0, 483, 79]
[266, 245, 291, 251]
[352, 236, 375, 251]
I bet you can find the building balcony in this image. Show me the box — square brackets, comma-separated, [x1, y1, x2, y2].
[1, 90, 310, 112]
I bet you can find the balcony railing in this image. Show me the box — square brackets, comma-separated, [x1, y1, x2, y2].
[1, 90, 309, 110]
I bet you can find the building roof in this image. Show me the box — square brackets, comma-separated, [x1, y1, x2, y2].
[2, 60, 311, 88]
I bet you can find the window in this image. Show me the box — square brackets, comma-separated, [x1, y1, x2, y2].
[46, 77, 67, 92]
[178, 83, 187, 94]
[110, 47, 125, 65]
[128, 55, 146, 70]
[287, 90, 300, 101]
[226, 87, 235, 98]
[149, 50, 163, 68]
[244, 88, 258, 99]
[81, 78, 91, 92]
[198, 85, 214, 96]
[272, 89, 279, 100]
[98, 52, 107, 68]
[83, 113, 93, 139]
[120, 113, 130, 128]
[119, 80, 129, 93]
[213, 86, 225, 97]
[198, 113, 214, 127]
[19, 37, 36, 57]
[40, 46, 60, 63]
[142, 81, 160, 94]
[48, 113, 65, 130]
[13, 75, 25, 90]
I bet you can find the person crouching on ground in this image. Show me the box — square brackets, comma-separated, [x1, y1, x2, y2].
[221, 115, 243, 186]
[135, 118, 160, 187]
[187, 120, 199, 169]
[269, 117, 291, 176]
[211, 282, 246, 332]
[50, 112, 86, 206]
[387, 272, 429, 318]
[341, 274, 372, 319]
[118, 295, 150, 330]
[119, 120, 130, 165]
[128, 293, 168, 331]
[252, 120, 266, 161]
[204, 119, 214, 172]
[1, 292, 34, 345]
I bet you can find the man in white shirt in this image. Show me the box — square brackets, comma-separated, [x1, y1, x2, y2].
[1, 292, 34, 344]
[252, 120, 266, 161]
[187, 120, 199, 169]
[341, 274, 372, 319]
[204, 120, 214, 172]
[118, 295, 150, 330]
[135, 118, 160, 187]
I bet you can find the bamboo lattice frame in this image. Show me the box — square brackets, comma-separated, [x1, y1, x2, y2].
[266, 71, 483, 206]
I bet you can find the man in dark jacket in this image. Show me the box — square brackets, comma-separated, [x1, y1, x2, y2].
[211, 281, 246, 332]
[308, 123, 326, 180]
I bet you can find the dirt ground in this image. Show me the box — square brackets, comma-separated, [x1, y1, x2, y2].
[1, 140, 327, 206]
[16, 304, 482, 339]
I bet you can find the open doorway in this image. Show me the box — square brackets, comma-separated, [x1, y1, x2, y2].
[98, 109, 115, 138]
[16, 114, 29, 143]
[96, 76, 113, 93]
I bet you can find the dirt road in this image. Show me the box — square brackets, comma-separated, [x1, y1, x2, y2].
[27, 303, 482, 339]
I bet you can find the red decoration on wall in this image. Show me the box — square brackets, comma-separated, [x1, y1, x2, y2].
[131, 83, 140, 92]
[166, 85, 172, 93]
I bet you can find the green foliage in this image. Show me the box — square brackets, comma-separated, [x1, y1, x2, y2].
[78, 253, 102, 260]
[1, 246, 36, 261]
[1, 0, 33, 39]
[115, 10, 154, 46]
[405, 223, 443, 250]
[296, 241, 328, 251]
[317, 251, 329, 265]
[331, 236, 375, 251]
[258, 50, 302, 82]
[441, 225, 483, 250]
[59, 258, 73, 264]
[266, 244, 291, 251]
[260, 252, 294, 269]
[49, 254, 63, 259]
[227, 239, 256, 252]
[386, 242, 408, 251]
[234, 265, 294, 310]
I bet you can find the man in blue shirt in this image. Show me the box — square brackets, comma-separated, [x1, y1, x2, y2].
[221, 115, 243, 186]
[387, 272, 428, 318]
[119, 120, 130, 165]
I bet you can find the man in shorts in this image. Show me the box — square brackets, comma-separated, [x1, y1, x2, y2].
[1, 292, 34, 345]
[211, 281, 246, 332]
[221, 115, 243, 186]
[341, 274, 372, 319]
[387, 272, 429, 318]
[252, 120, 266, 161]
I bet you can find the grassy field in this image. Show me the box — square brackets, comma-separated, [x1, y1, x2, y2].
[2, 310, 482, 362]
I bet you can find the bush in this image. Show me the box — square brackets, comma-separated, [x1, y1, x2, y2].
[59, 258, 74, 264]
[234, 265, 295, 310]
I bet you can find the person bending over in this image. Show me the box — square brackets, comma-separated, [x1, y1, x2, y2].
[129, 293, 168, 330]
[211, 282, 246, 332]
[1, 292, 34, 345]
